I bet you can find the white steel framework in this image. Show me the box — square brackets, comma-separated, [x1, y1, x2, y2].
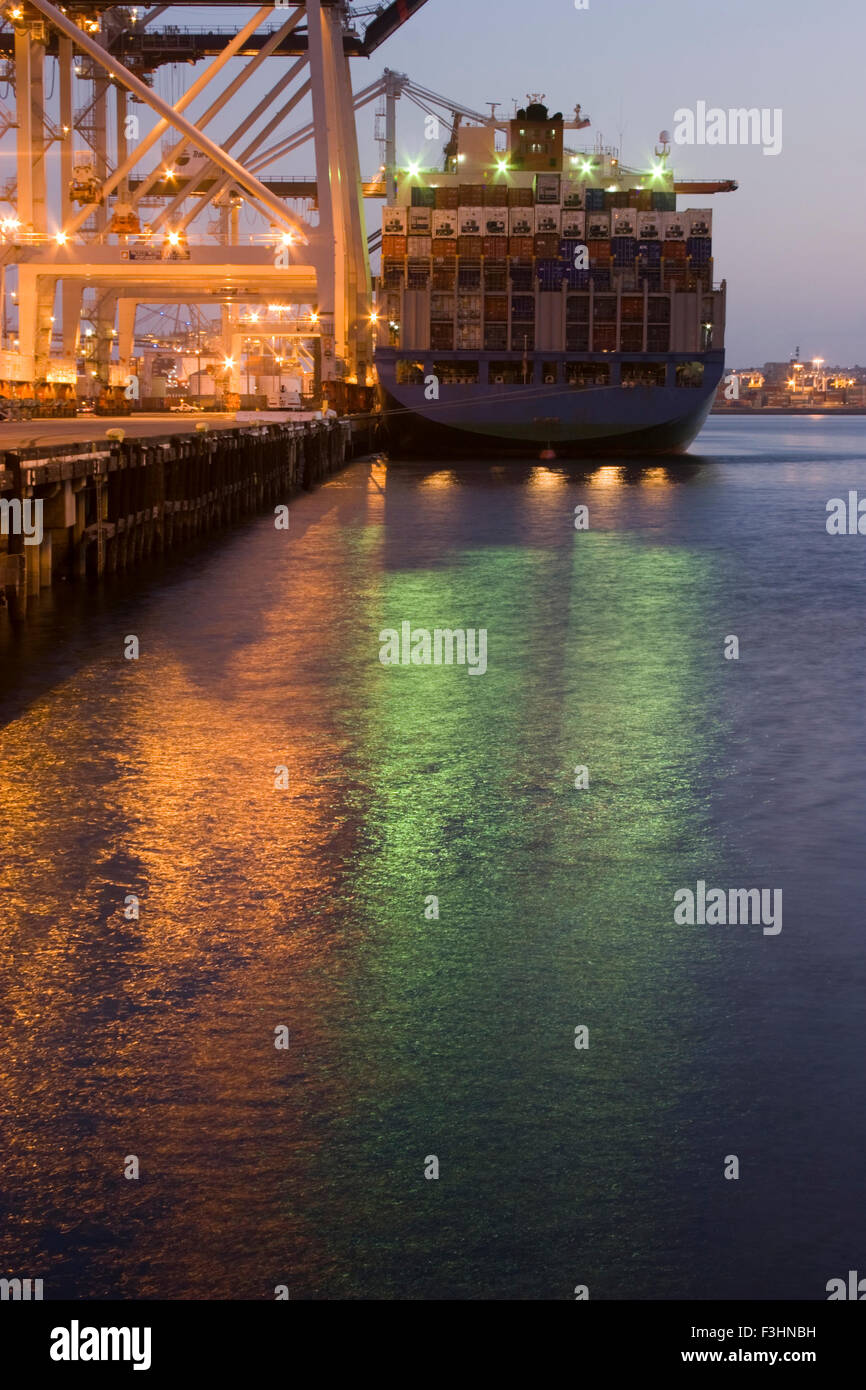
[0, 2, 430, 394]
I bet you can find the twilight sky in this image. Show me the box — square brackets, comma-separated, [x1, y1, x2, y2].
[367, 0, 866, 366]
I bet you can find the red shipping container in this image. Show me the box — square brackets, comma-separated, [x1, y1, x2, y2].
[484, 295, 508, 322]
[483, 184, 509, 206]
[534, 233, 560, 257]
[509, 236, 535, 258]
[482, 236, 509, 258]
[432, 238, 458, 258]
[458, 184, 485, 204]
[431, 323, 454, 350]
[382, 235, 407, 258]
[508, 186, 534, 207]
[458, 236, 482, 256]
[662, 240, 687, 260]
[434, 185, 459, 209]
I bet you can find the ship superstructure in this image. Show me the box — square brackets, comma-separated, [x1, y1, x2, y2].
[373, 100, 730, 455]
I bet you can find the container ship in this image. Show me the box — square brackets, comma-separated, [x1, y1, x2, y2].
[373, 99, 731, 456]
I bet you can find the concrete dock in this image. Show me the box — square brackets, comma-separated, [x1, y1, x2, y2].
[0, 411, 379, 621]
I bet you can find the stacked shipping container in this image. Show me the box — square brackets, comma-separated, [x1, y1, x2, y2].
[380, 184, 713, 349]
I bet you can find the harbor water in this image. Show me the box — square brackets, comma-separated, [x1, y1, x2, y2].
[1, 416, 865, 1300]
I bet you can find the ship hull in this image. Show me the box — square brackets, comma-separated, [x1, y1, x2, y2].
[375, 350, 724, 457]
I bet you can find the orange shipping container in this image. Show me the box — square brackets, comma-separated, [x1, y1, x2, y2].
[588, 240, 611, 261]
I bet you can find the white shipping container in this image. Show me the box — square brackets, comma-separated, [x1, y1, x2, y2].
[407, 235, 432, 256]
[561, 177, 585, 209]
[561, 209, 585, 239]
[382, 206, 407, 235]
[637, 211, 662, 240]
[483, 210, 508, 236]
[586, 211, 611, 239]
[687, 208, 713, 238]
[509, 208, 533, 237]
[535, 206, 561, 234]
[535, 173, 561, 204]
[663, 211, 687, 241]
[458, 206, 483, 236]
[408, 206, 432, 234]
[432, 210, 458, 239]
[612, 207, 638, 237]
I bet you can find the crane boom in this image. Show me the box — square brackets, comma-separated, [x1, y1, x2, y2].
[673, 180, 739, 194]
[362, 0, 432, 55]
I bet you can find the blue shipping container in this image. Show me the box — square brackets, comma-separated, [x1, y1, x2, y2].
[611, 236, 636, 264]
[564, 268, 590, 290]
[687, 237, 712, 262]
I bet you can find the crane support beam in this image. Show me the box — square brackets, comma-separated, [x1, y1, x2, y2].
[26, 0, 303, 238]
